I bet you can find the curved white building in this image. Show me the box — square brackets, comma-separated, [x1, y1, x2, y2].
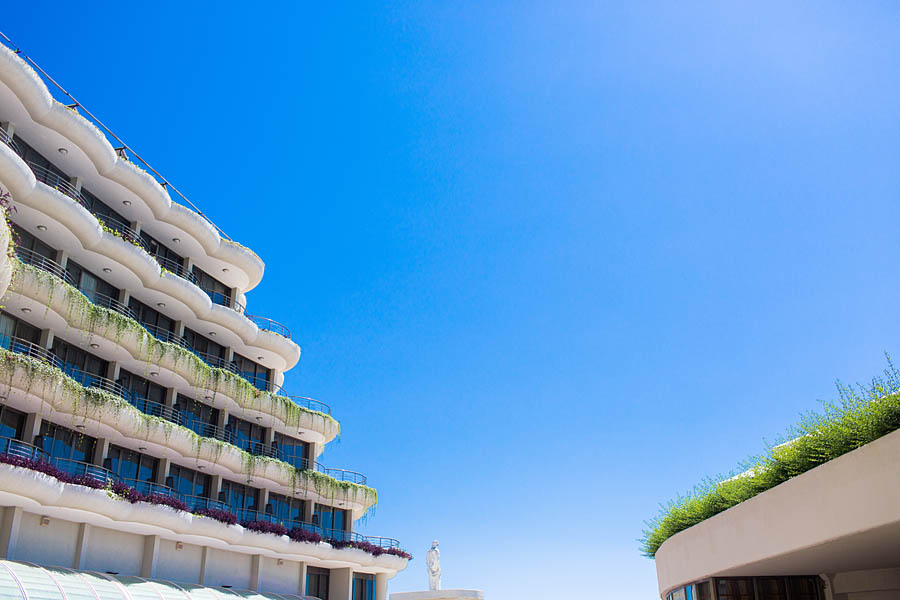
[0, 35, 408, 600]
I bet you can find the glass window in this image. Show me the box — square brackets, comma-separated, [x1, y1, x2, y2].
[226, 415, 266, 455]
[166, 463, 210, 499]
[174, 396, 219, 431]
[273, 432, 308, 468]
[52, 337, 108, 378]
[0, 405, 25, 440]
[219, 479, 260, 514]
[104, 444, 158, 483]
[0, 311, 40, 344]
[66, 260, 119, 301]
[314, 504, 349, 532]
[353, 574, 375, 600]
[788, 577, 820, 600]
[117, 369, 167, 409]
[192, 266, 231, 307]
[716, 579, 754, 600]
[268, 493, 305, 524]
[10, 223, 56, 260]
[35, 422, 96, 463]
[183, 328, 226, 359]
[307, 568, 329, 600]
[233, 352, 270, 391]
[694, 582, 711, 600]
[139, 230, 183, 264]
[758, 578, 787, 600]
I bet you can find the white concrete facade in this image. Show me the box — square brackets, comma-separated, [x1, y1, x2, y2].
[655, 427, 900, 600]
[0, 38, 407, 600]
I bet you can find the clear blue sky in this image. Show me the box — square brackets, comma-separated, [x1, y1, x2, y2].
[6, 2, 900, 598]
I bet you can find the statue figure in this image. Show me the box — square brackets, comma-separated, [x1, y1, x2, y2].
[425, 539, 441, 591]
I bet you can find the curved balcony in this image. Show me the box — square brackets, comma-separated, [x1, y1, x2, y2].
[246, 313, 291, 339]
[313, 464, 367, 485]
[179, 417, 235, 446]
[286, 396, 331, 416]
[0, 128, 20, 155]
[140, 322, 190, 349]
[79, 288, 136, 320]
[15, 247, 75, 287]
[26, 161, 84, 205]
[234, 509, 400, 549]
[124, 478, 178, 498]
[153, 254, 198, 285]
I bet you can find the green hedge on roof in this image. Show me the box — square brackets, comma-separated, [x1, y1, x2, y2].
[640, 354, 900, 558]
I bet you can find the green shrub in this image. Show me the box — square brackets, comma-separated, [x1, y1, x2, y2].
[640, 355, 900, 558]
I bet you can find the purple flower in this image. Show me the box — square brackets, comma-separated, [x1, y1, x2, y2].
[194, 507, 238, 525]
[242, 520, 288, 537]
[146, 493, 188, 512]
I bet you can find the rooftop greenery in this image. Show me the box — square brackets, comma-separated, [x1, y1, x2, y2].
[640, 355, 900, 558]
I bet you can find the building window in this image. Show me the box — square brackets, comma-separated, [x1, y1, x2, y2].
[233, 352, 270, 391]
[128, 297, 176, 340]
[35, 422, 96, 463]
[268, 493, 306, 524]
[273, 432, 308, 469]
[716, 579, 755, 600]
[52, 337, 108, 379]
[81, 188, 133, 239]
[183, 328, 227, 364]
[757, 578, 787, 600]
[117, 369, 167, 414]
[0, 311, 41, 344]
[219, 479, 260, 515]
[226, 415, 266, 455]
[788, 578, 821, 600]
[314, 504, 349, 534]
[307, 567, 329, 600]
[10, 223, 56, 261]
[174, 396, 219, 435]
[104, 444, 158, 483]
[193, 266, 232, 308]
[140, 230, 183, 266]
[167, 463, 211, 500]
[693, 581, 712, 600]
[353, 573, 375, 600]
[65, 260, 119, 302]
[0, 405, 25, 441]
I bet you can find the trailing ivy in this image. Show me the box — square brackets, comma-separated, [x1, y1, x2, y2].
[641, 354, 900, 558]
[0, 349, 373, 506]
[9, 259, 338, 437]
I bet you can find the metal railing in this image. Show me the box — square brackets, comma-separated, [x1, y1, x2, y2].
[0, 437, 49, 462]
[123, 478, 178, 498]
[95, 213, 146, 250]
[313, 464, 367, 485]
[79, 288, 136, 320]
[131, 396, 182, 424]
[53, 457, 115, 483]
[245, 313, 291, 339]
[153, 254, 198, 285]
[182, 494, 230, 513]
[203, 288, 245, 314]
[0, 334, 61, 367]
[140, 322, 190, 349]
[27, 161, 84, 205]
[15, 246, 76, 286]
[60, 365, 129, 400]
[286, 396, 331, 416]
[0, 128, 20, 155]
[192, 350, 239, 374]
[179, 417, 235, 445]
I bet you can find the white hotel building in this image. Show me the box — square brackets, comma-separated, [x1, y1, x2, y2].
[0, 36, 409, 599]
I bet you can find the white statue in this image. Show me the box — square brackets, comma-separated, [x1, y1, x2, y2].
[425, 539, 441, 591]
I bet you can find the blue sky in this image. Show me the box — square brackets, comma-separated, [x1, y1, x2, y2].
[6, 2, 900, 598]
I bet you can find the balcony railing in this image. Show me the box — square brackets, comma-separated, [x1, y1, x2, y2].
[192, 350, 239, 374]
[245, 313, 291, 339]
[60, 365, 129, 400]
[15, 247, 76, 287]
[0, 128, 20, 155]
[79, 288, 136, 321]
[27, 161, 84, 205]
[0, 334, 60, 368]
[153, 254, 197, 285]
[286, 395, 331, 416]
[95, 214, 147, 250]
[0, 437, 49, 462]
[140, 322, 190, 349]
[123, 478, 178, 498]
[313, 464, 367, 485]
[203, 288, 245, 314]
[179, 417, 235, 446]
[131, 396, 182, 424]
[53, 457, 116, 483]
